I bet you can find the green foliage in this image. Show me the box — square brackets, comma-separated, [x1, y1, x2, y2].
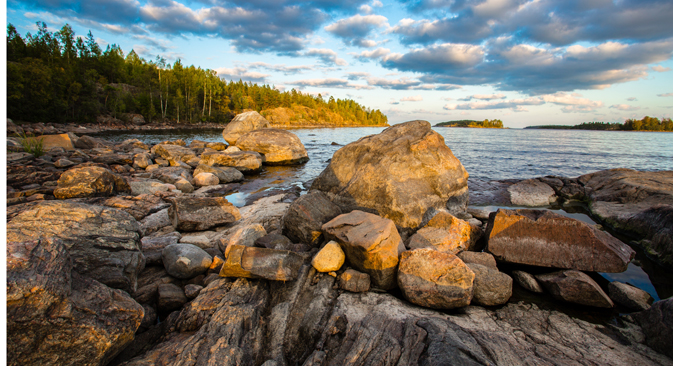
[6, 21, 388, 127]
[435, 119, 504, 128]
[528, 118, 673, 131]
[18, 133, 45, 157]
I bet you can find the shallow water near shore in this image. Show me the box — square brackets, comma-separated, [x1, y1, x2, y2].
[96, 126, 673, 307]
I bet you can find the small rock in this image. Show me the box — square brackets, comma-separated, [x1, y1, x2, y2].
[311, 241, 345, 272]
[467, 263, 513, 306]
[157, 283, 188, 313]
[282, 191, 342, 247]
[54, 158, 75, 168]
[508, 179, 557, 207]
[511, 270, 544, 293]
[184, 284, 204, 299]
[457, 251, 497, 269]
[194, 172, 219, 186]
[536, 270, 614, 308]
[219, 245, 304, 281]
[209, 256, 224, 273]
[218, 224, 267, 257]
[175, 179, 194, 193]
[608, 281, 654, 311]
[338, 269, 370, 293]
[162, 244, 213, 279]
[179, 232, 215, 249]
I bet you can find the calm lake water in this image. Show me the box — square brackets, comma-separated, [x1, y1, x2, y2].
[96, 126, 673, 303]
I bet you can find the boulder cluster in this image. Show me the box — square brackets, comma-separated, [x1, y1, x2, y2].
[6, 116, 672, 366]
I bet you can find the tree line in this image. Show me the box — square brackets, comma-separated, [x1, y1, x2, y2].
[6, 22, 388, 126]
[527, 117, 673, 131]
[435, 119, 504, 128]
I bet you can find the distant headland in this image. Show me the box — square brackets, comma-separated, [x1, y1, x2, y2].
[434, 119, 504, 128]
[525, 117, 673, 132]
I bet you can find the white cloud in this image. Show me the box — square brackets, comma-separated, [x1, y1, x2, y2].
[651, 65, 671, 72]
[401, 95, 423, 102]
[610, 104, 640, 111]
[304, 49, 347, 66]
[658, 92, 673, 97]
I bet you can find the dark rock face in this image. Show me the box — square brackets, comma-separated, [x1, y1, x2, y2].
[398, 248, 475, 310]
[219, 245, 305, 281]
[236, 128, 309, 165]
[632, 297, 673, 359]
[157, 283, 188, 313]
[167, 196, 241, 232]
[54, 166, 131, 199]
[7, 238, 144, 366]
[119, 266, 671, 366]
[608, 281, 654, 311]
[7, 201, 144, 292]
[322, 210, 403, 290]
[467, 263, 512, 306]
[486, 209, 635, 273]
[536, 270, 614, 308]
[281, 191, 342, 247]
[312, 120, 469, 230]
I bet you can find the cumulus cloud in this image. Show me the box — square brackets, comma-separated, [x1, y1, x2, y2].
[352, 47, 391, 61]
[248, 62, 314, 75]
[17, 0, 371, 53]
[325, 14, 388, 47]
[458, 93, 506, 101]
[651, 65, 672, 72]
[304, 48, 347, 66]
[658, 92, 673, 97]
[345, 71, 371, 80]
[215, 67, 270, 83]
[292, 78, 373, 89]
[401, 95, 423, 102]
[610, 104, 641, 111]
[444, 92, 603, 113]
[382, 43, 484, 74]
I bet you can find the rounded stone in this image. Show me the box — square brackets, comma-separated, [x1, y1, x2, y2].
[194, 172, 220, 186]
[312, 241, 346, 272]
[162, 243, 213, 279]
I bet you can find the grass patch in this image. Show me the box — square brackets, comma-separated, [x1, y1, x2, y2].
[18, 133, 45, 157]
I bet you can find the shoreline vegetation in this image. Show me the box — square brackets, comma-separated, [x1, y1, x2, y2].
[525, 117, 673, 132]
[7, 22, 389, 128]
[434, 119, 504, 128]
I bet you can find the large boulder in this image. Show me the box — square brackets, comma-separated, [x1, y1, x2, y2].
[312, 120, 469, 231]
[222, 111, 271, 145]
[168, 196, 242, 232]
[150, 143, 197, 164]
[162, 244, 213, 279]
[199, 150, 264, 173]
[54, 166, 131, 199]
[219, 245, 304, 281]
[397, 248, 474, 309]
[467, 263, 512, 306]
[322, 210, 403, 290]
[7, 201, 144, 292]
[536, 270, 614, 308]
[235, 128, 309, 165]
[485, 209, 635, 273]
[281, 191, 342, 247]
[7, 238, 144, 366]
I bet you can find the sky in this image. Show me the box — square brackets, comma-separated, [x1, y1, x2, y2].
[5, 0, 673, 127]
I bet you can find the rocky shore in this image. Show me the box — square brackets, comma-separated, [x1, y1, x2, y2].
[6, 114, 673, 365]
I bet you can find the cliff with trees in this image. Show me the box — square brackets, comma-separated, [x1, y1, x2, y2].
[6, 22, 388, 127]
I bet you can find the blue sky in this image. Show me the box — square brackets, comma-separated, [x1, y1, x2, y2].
[6, 0, 673, 127]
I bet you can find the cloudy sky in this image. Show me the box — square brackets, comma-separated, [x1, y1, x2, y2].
[6, 0, 673, 127]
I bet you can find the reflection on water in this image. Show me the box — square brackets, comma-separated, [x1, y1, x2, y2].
[96, 126, 673, 303]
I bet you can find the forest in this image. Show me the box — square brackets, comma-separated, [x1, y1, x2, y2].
[435, 119, 504, 128]
[6, 22, 388, 127]
[526, 118, 673, 131]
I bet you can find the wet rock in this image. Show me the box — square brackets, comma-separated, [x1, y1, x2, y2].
[511, 270, 544, 293]
[162, 243, 213, 279]
[313, 120, 469, 231]
[236, 128, 309, 165]
[632, 296, 673, 359]
[168, 196, 241, 232]
[199, 150, 263, 173]
[467, 263, 512, 306]
[150, 143, 197, 164]
[7, 238, 144, 366]
[608, 281, 654, 311]
[311, 241, 345, 272]
[281, 191, 342, 247]
[54, 166, 131, 199]
[457, 251, 497, 269]
[219, 245, 304, 281]
[536, 270, 614, 308]
[218, 224, 267, 257]
[157, 283, 188, 313]
[486, 209, 635, 273]
[194, 164, 244, 183]
[338, 268, 371, 292]
[508, 179, 557, 207]
[398, 248, 474, 309]
[7, 201, 144, 292]
[222, 110, 271, 145]
[322, 210, 403, 290]
[184, 284, 204, 299]
[194, 172, 219, 186]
